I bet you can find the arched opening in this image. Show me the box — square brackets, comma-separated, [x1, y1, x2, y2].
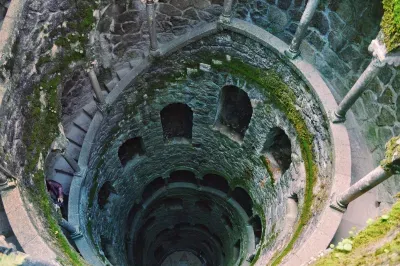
[232, 187, 253, 217]
[98, 181, 116, 209]
[221, 214, 233, 230]
[160, 103, 193, 142]
[118, 137, 145, 167]
[262, 127, 292, 181]
[200, 174, 230, 193]
[169, 170, 197, 184]
[142, 177, 165, 201]
[250, 215, 262, 246]
[215, 85, 253, 141]
[195, 200, 213, 212]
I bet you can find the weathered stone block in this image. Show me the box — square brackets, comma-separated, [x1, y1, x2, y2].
[377, 107, 396, 127]
[159, 3, 182, 17]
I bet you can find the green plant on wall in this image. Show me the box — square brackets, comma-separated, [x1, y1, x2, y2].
[382, 0, 400, 52]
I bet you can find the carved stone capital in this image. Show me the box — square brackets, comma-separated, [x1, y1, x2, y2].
[368, 31, 400, 67]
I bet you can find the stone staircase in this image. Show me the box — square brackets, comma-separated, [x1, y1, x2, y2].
[50, 60, 142, 196]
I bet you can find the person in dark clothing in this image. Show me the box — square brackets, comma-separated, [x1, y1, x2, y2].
[46, 179, 64, 206]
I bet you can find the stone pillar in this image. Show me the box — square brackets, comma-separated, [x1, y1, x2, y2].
[59, 218, 83, 239]
[284, 0, 320, 59]
[333, 58, 384, 122]
[144, 0, 158, 52]
[331, 136, 400, 212]
[88, 69, 105, 104]
[333, 31, 400, 123]
[220, 0, 234, 23]
[336, 166, 391, 209]
[61, 152, 80, 173]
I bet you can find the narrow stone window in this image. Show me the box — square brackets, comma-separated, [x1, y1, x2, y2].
[98, 181, 116, 209]
[262, 127, 292, 181]
[250, 215, 262, 245]
[160, 103, 193, 142]
[233, 239, 241, 262]
[232, 187, 253, 217]
[169, 170, 197, 184]
[142, 177, 165, 201]
[118, 137, 145, 167]
[215, 85, 253, 141]
[201, 174, 230, 193]
[221, 214, 233, 230]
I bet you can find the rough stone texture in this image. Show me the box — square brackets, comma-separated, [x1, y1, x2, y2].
[81, 32, 333, 265]
[95, 0, 223, 73]
[232, 0, 400, 206]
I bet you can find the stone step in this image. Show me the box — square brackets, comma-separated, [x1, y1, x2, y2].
[66, 126, 86, 147]
[116, 67, 130, 80]
[82, 101, 98, 118]
[53, 155, 74, 175]
[65, 142, 81, 161]
[105, 77, 120, 93]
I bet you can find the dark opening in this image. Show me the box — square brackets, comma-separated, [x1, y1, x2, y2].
[118, 137, 145, 167]
[163, 197, 183, 210]
[221, 214, 233, 230]
[232, 187, 253, 217]
[98, 181, 116, 209]
[262, 127, 292, 176]
[142, 177, 165, 201]
[169, 170, 197, 184]
[160, 103, 193, 141]
[154, 246, 165, 261]
[195, 200, 213, 212]
[201, 174, 230, 193]
[233, 240, 241, 262]
[215, 85, 253, 140]
[250, 215, 262, 245]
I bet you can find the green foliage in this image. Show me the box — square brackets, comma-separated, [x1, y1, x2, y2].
[314, 199, 400, 266]
[380, 136, 400, 173]
[382, 0, 400, 52]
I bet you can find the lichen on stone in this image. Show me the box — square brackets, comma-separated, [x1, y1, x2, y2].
[381, 135, 400, 173]
[381, 0, 400, 52]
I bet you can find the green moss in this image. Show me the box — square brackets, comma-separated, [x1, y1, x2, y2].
[382, 0, 400, 52]
[380, 136, 400, 174]
[260, 156, 275, 185]
[314, 199, 400, 266]
[21, 1, 98, 265]
[205, 56, 317, 266]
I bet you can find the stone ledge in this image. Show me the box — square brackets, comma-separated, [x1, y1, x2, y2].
[0, 0, 25, 104]
[1, 187, 58, 262]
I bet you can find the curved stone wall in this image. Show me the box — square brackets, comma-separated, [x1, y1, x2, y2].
[75, 31, 334, 265]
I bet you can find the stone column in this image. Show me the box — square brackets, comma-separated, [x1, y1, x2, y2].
[88, 69, 105, 104]
[331, 136, 400, 212]
[144, 0, 158, 52]
[284, 0, 320, 59]
[59, 218, 83, 239]
[333, 31, 400, 123]
[336, 166, 390, 209]
[62, 152, 80, 173]
[333, 58, 384, 122]
[220, 0, 234, 23]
